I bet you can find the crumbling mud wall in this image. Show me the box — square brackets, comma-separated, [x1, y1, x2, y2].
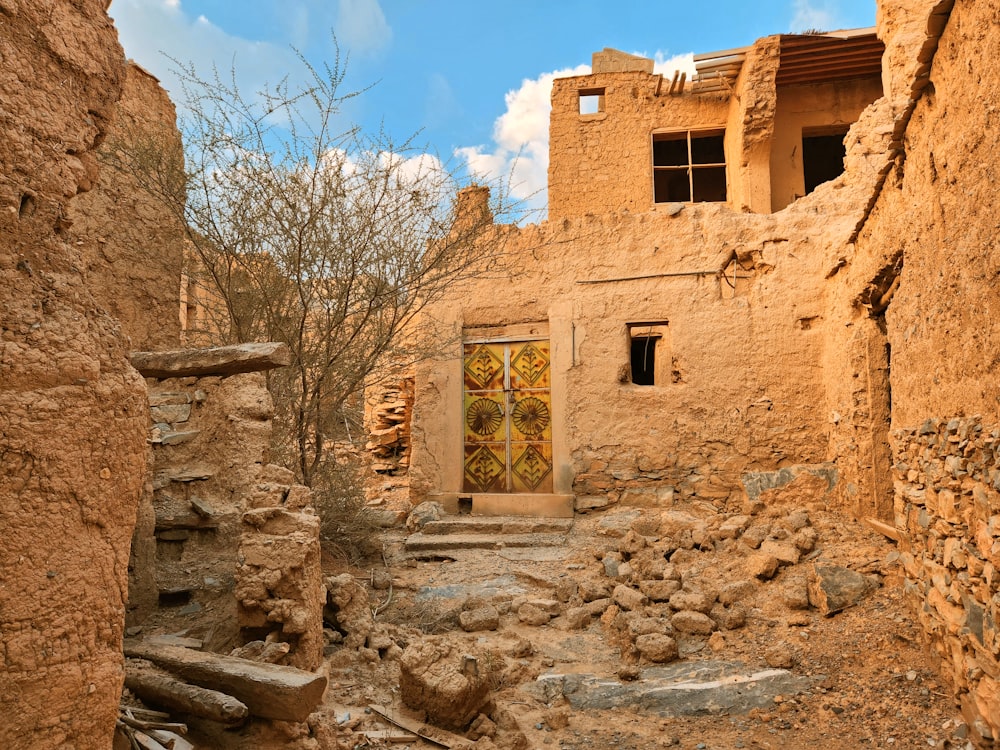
[130, 344, 323, 670]
[68, 62, 185, 352]
[846, 0, 1000, 742]
[0, 2, 148, 748]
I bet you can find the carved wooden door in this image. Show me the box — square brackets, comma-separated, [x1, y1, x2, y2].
[463, 340, 553, 493]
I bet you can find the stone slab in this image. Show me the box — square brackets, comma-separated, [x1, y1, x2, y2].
[521, 660, 814, 716]
[431, 492, 575, 518]
[131, 342, 292, 379]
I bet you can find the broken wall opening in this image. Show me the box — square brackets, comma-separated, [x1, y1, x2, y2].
[802, 126, 849, 194]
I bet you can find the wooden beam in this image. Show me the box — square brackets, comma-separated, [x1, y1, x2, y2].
[124, 641, 326, 722]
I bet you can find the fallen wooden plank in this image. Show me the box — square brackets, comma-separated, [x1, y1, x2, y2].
[864, 517, 903, 542]
[133, 732, 170, 750]
[363, 729, 420, 743]
[125, 664, 249, 726]
[369, 704, 469, 749]
[148, 729, 195, 750]
[124, 641, 326, 722]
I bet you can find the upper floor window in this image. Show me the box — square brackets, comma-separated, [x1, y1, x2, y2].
[652, 129, 727, 203]
[579, 88, 605, 115]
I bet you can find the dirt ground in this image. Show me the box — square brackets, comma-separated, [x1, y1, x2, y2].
[311, 500, 974, 750]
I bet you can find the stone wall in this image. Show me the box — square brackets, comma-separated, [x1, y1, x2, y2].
[846, 0, 1000, 744]
[892, 417, 1000, 744]
[0, 1, 148, 748]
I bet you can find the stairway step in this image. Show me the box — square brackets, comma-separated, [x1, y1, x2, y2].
[418, 516, 574, 536]
[404, 531, 569, 552]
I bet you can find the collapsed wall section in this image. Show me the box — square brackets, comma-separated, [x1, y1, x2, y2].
[130, 344, 323, 670]
[0, 1, 148, 747]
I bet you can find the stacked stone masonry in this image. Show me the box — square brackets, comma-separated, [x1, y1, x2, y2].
[132, 344, 323, 670]
[893, 417, 1000, 745]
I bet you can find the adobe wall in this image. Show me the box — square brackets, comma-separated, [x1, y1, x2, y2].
[0, 1, 148, 748]
[131, 345, 323, 670]
[548, 72, 730, 220]
[847, 0, 1000, 742]
[409, 169, 883, 511]
[68, 63, 185, 352]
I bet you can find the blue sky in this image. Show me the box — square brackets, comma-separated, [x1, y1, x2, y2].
[109, 0, 876, 213]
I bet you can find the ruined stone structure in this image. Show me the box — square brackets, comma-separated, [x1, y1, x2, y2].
[130, 344, 324, 671]
[0, 2, 147, 747]
[407, 0, 1000, 740]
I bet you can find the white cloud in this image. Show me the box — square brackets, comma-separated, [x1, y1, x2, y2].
[336, 0, 392, 57]
[790, 0, 836, 32]
[110, 0, 299, 102]
[652, 52, 696, 78]
[109, 0, 391, 105]
[455, 64, 589, 218]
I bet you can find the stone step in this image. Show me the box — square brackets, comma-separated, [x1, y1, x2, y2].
[417, 515, 574, 536]
[404, 531, 570, 553]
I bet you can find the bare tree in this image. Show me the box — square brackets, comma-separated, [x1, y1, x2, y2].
[106, 50, 514, 489]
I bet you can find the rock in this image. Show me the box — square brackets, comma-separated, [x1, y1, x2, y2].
[399, 639, 490, 730]
[669, 590, 713, 614]
[711, 603, 748, 630]
[785, 509, 811, 531]
[635, 633, 679, 663]
[628, 617, 671, 637]
[460, 606, 500, 632]
[718, 515, 751, 539]
[524, 661, 813, 716]
[747, 552, 780, 580]
[613, 584, 648, 612]
[603, 552, 623, 578]
[542, 708, 570, 730]
[741, 524, 770, 549]
[555, 577, 579, 603]
[560, 606, 593, 630]
[579, 579, 612, 602]
[324, 574, 374, 648]
[764, 644, 797, 669]
[469, 713, 498, 740]
[718, 580, 755, 605]
[585, 598, 613, 617]
[671, 610, 716, 635]
[780, 573, 811, 610]
[518, 603, 551, 626]
[619, 529, 648, 555]
[640, 579, 682, 602]
[760, 540, 801, 566]
[807, 564, 879, 615]
[793, 527, 819, 553]
[707, 632, 727, 652]
[407, 501, 444, 531]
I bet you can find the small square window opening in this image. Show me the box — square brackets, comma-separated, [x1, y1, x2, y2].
[579, 88, 605, 115]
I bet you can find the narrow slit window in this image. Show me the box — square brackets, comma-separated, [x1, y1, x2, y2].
[653, 129, 727, 203]
[627, 323, 669, 386]
[579, 88, 605, 115]
[630, 336, 657, 385]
